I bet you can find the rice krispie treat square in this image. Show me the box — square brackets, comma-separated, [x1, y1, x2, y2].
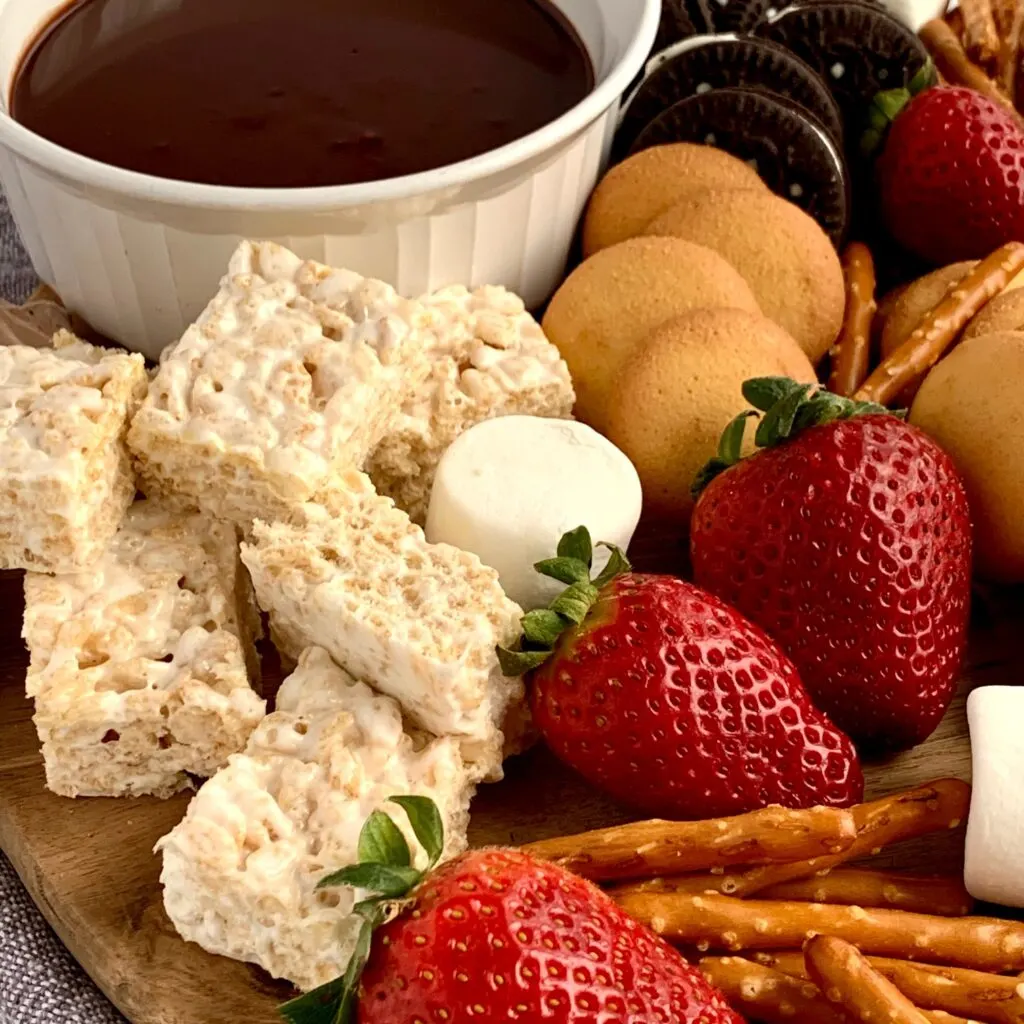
[367, 284, 575, 523]
[127, 240, 435, 528]
[0, 330, 147, 573]
[158, 646, 475, 992]
[23, 498, 265, 798]
[240, 470, 524, 780]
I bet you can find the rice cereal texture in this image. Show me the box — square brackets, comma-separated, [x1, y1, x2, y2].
[367, 284, 575, 523]
[127, 240, 436, 528]
[157, 646, 475, 992]
[0, 330, 147, 573]
[240, 470, 525, 780]
[23, 498, 265, 798]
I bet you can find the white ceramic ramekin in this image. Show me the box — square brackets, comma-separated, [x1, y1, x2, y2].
[0, 0, 659, 359]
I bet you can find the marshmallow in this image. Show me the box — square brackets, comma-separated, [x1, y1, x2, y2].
[878, 0, 947, 30]
[964, 685, 1024, 907]
[425, 416, 643, 610]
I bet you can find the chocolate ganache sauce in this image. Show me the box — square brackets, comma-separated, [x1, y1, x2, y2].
[10, 0, 594, 188]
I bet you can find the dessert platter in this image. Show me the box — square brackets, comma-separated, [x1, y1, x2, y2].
[4, 0, 1024, 1023]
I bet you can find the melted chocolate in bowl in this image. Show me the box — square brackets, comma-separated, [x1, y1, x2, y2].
[10, 0, 594, 188]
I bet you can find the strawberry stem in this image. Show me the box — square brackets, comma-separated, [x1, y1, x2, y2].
[496, 526, 631, 677]
[278, 796, 445, 1024]
[692, 377, 902, 497]
[861, 58, 937, 157]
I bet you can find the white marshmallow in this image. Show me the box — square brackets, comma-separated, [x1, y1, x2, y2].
[878, 0, 947, 31]
[425, 416, 643, 610]
[964, 686, 1024, 907]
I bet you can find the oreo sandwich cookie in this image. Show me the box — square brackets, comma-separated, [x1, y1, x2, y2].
[755, 1, 930, 146]
[654, 0, 714, 52]
[630, 86, 851, 246]
[616, 35, 843, 157]
[704, 0, 776, 33]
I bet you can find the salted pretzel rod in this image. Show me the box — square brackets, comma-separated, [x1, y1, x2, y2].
[699, 956, 849, 1024]
[829, 242, 877, 397]
[806, 935, 933, 1024]
[919, 21, 1019, 115]
[960, 0, 1002, 64]
[699, 957, 981, 1024]
[613, 892, 1024, 972]
[996, 0, 1024, 92]
[757, 951, 1024, 1024]
[610, 867, 972, 916]
[520, 804, 856, 883]
[759, 869, 972, 916]
[625, 780, 971, 899]
[855, 244, 1024, 405]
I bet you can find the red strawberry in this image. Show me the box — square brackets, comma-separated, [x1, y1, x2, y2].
[690, 378, 972, 753]
[280, 798, 745, 1024]
[497, 529, 863, 819]
[876, 84, 1024, 265]
[360, 848, 742, 1024]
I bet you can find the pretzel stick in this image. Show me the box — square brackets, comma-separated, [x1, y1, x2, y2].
[806, 935, 934, 1024]
[520, 804, 857, 883]
[758, 869, 972, 916]
[855, 244, 1024, 405]
[829, 243, 877, 397]
[611, 868, 973, 916]
[614, 892, 1024, 972]
[640, 780, 971, 899]
[919, 21, 1020, 115]
[700, 956, 850, 1024]
[699, 958, 982, 1024]
[992, 0, 1018, 39]
[757, 952, 1024, 1024]
[997, 0, 1024, 92]
[960, 0, 1002, 65]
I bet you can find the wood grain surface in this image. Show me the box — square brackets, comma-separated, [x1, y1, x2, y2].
[0, 529, 1016, 1024]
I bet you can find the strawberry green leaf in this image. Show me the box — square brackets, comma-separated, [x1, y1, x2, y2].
[742, 377, 807, 413]
[592, 543, 632, 589]
[550, 580, 600, 624]
[522, 608, 569, 646]
[754, 383, 814, 448]
[497, 644, 553, 676]
[317, 862, 421, 897]
[279, 976, 345, 1024]
[389, 795, 445, 869]
[534, 556, 591, 585]
[334, 918, 375, 1024]
[357, 810, 411, 868]
[719, 410, 757, 463]
[557, 525, 593, 567]
[691, 457, 731, 498]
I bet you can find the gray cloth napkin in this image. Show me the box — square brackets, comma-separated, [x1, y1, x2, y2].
[0, 192, 125, 1024]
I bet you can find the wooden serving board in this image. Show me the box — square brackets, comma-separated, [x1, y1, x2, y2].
[0, 533, 1018, 1024]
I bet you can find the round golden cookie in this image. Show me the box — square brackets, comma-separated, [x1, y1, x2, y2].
[910, 331, 1024, 582]
[581, 144, 767, 257]
[962, 288, 1024, 341]
[541, 236, 761, 431]
[605, 308, 816, 519]
[642, 189, 844, 366]
[880, 261, 977, 358]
